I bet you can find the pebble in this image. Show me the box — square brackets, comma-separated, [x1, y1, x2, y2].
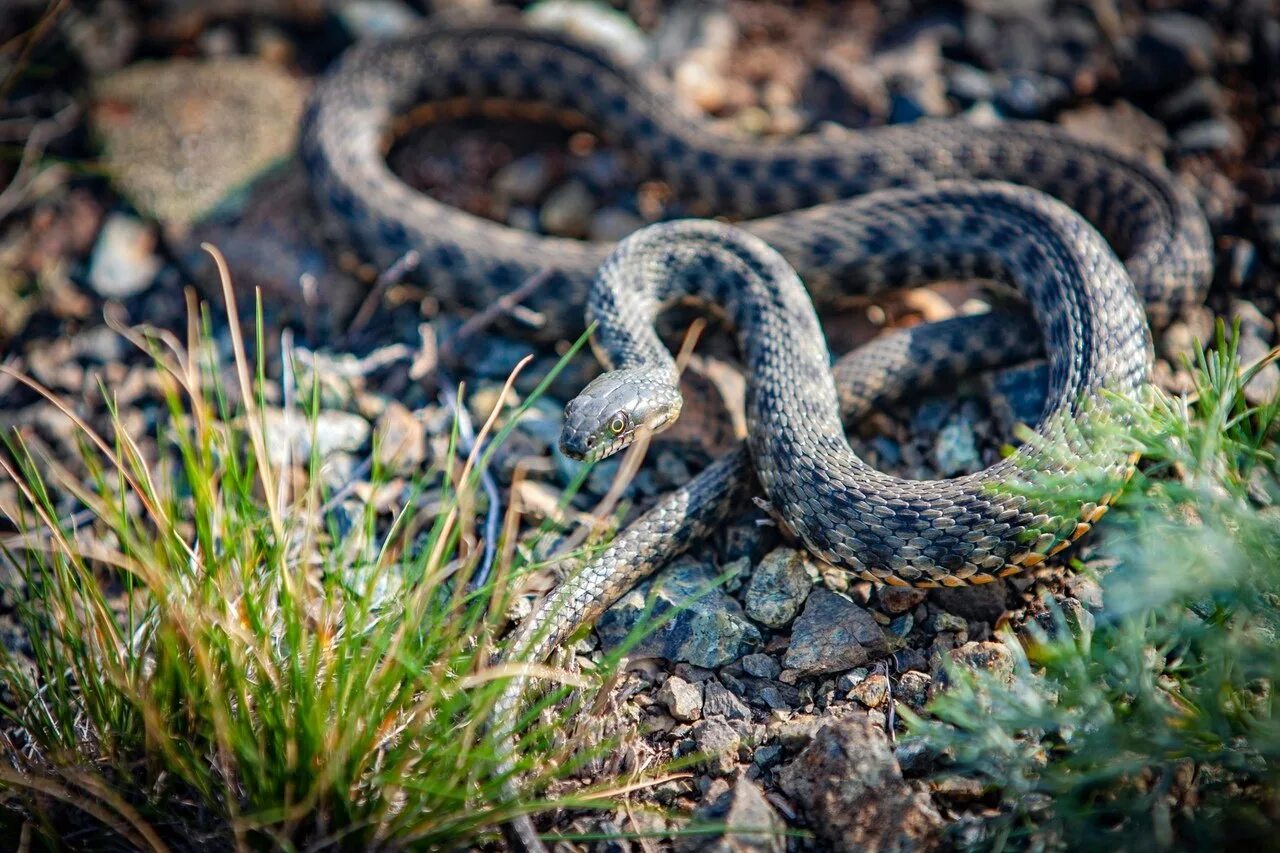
[994, 71, 1069, 119]
[849, 672, 890, 708]
[658, 675, 704, 722]
[741, 653, 782, 680]
[526, 0, 649, 65]
[539, 180, 594, 238]
[1230, 300, 1280, 405]
[334, 0, 420, 37]
[744, 547, 814, 628]
[878, 585, 927, 616]
[1173, 118, 1243, 155]
[703, 680, 752, 721]
[1121, 12, 1217, 94]
[892, 671, 933, 707]
[373, 402, 427, 475]
[942, 640, 1017, 688]
[596, 558, 762, 668]
[676, 777, 785, 853]
[588, 207, 644, 242]
[691, 717, 741, 776]
[782, 588, 888, 677]
[777, 716, 943, 850]
[87, 213, 161, 298]
[492, 154, 554, 206]
[263, 408, 371, 467]
[932, 406, 982, 476]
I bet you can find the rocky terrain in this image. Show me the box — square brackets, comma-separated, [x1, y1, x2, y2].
[1, 0, 1278, 849]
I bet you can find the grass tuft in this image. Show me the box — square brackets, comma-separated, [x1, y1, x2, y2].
[907, 323, 1280, 850]
[0, 285, 626, 850]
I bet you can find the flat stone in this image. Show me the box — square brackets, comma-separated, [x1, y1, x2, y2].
[691, 717, 742, 776]
[597, 557, 762, 668]
[782, 588, 887, 677]
[703, 680, 752, 721]
[92, 57, 305, 230]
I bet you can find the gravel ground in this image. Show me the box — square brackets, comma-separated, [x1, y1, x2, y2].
[1, 0, 1278, 849]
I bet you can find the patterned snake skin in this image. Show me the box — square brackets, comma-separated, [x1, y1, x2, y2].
[300, 17, 1213, 849]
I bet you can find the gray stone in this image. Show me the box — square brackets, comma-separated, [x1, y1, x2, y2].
[691, 717, 741, 776]
[892, 671, 932, 708]
[658, 675, 704, 722]
[539, 180, 594, 238]
[745, 547, 813, 628]
[589, 207, 644, 242]
[679, 777, 785, 853]
[492, 153, 553, 206]
[335, 0, 420, 37]
[741, 653, 781, 680]
[932, 405, 982, 476]
[778, 715, 943, 851]
[943, 641, 1017, 687]
[782, 588, 887, 677]
[1231, 300, 1280, 405]
[597, 558, 762, 668]
[88, 214, 161, 298]
[703, 680, 751, 721]
[263, 408, 370, 467]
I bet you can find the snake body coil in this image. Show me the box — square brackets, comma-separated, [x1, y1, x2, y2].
[301, 18, 1214, 850]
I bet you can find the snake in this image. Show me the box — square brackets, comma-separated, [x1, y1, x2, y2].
[300, 15, 1213, 850]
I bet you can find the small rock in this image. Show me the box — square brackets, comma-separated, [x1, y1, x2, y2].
[263, 408, 371, 467]
[931, 774, 987, 802]
[741, 653, 781, 680]
[493, 153, 554, 206]
[334, 0, 420, 37]
[929, 581, 1008, 622]
[778, 716, 943, 851]
[1173, 118, 1243, 155]
[87, 214, 161, 298]
[1232, 300, 1280, 405]
[1120, 12, 1216, 94]
[878, 586, 927, 616]
[942, 641, 1017, 688]
[373, 402, 427, 474]
[849, 673, 890, 708]
[994, 71, 1069, 119]
[589, 207, 643, 242]
[597, 558, 762, 668]
[539, 180, 594, 238]
[692, 717, 742, 777]
[745, 547, 814, 628]
[678, 777, 785, 853]
[658, 675, 704, 722]
[703, 680, 751, 721]
[933, 407, 982, 476]
[892, 671, 932, 707]
[527, 0, 649, 64]
[782, 588, 887, 677]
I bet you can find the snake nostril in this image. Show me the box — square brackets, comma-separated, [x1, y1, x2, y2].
[586, 435, 597, 448]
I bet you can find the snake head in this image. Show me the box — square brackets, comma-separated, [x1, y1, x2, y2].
[560, 368, 682, 461]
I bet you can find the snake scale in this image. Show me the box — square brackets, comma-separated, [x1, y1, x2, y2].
[301, 16, 1213, 849]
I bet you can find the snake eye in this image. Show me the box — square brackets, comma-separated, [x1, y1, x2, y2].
[608, 414, 628, 435]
